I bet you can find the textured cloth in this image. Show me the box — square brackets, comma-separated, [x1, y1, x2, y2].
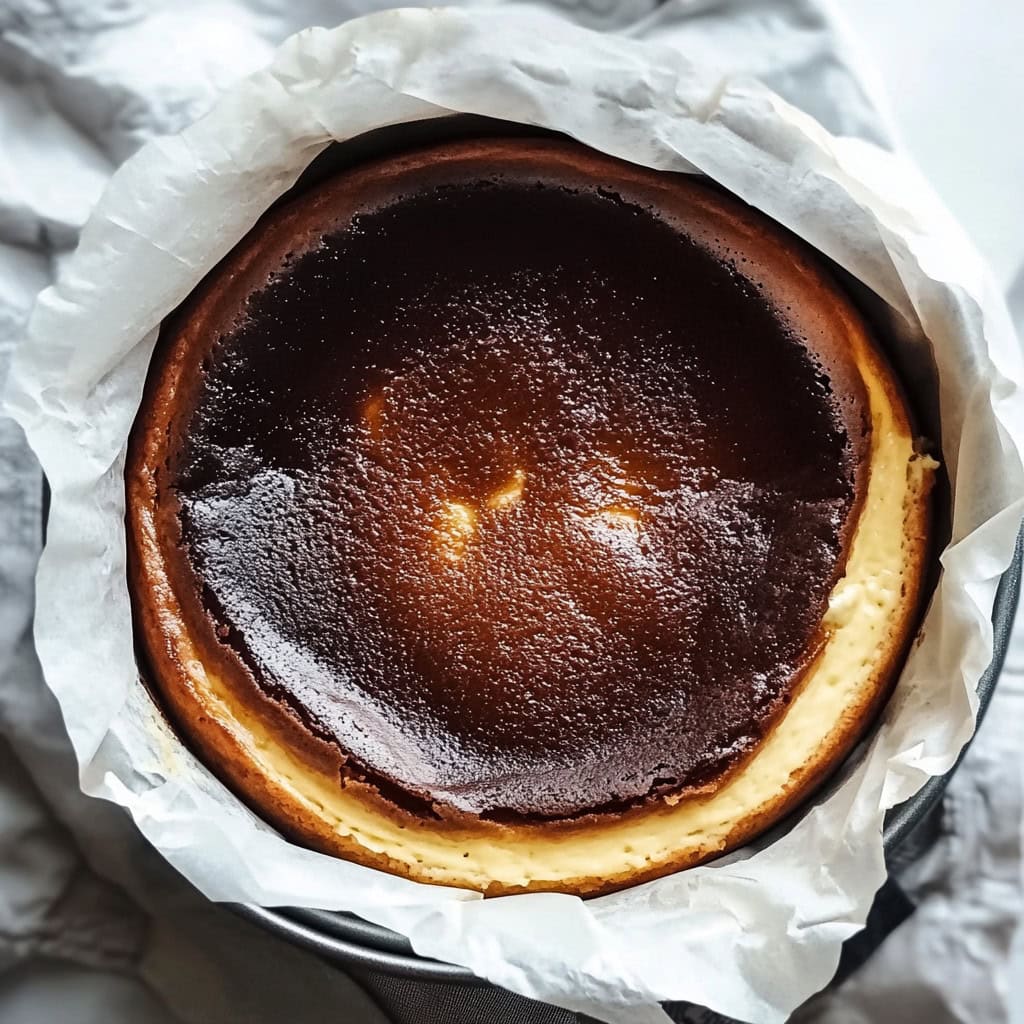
[0, 1, 1022, 1022]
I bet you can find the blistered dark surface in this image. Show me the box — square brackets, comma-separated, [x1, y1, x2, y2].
[172, 179, 857, 818]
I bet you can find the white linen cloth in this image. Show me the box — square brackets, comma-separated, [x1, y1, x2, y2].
[0, 1, 1020, 1022]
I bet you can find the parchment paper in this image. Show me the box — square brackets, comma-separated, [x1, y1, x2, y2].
[6, 8, 1024, 1023]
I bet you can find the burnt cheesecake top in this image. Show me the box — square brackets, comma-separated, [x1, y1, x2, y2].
[152, 139, 870, 820]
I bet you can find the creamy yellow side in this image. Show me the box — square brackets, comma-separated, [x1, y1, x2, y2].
[171, 351, 930, 891]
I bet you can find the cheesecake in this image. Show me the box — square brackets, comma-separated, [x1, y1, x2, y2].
[126, 138, 934, 896]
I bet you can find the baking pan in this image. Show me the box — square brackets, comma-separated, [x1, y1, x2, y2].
[40, 114, 1013, 986]
[28, 108, 1022, 996]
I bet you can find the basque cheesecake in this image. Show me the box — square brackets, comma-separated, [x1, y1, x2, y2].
[126, 138, 934, 896]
